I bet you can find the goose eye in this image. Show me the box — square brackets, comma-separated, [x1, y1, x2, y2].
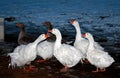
[41, 34, 44, 37]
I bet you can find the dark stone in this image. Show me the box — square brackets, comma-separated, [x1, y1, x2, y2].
[4, 17, 15, 22]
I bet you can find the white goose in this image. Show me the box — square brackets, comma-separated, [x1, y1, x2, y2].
[49, 28, 83, 72]
[36, 22, 54, 62]
[8, 34, 49, 71]
[69, 19, 104, 61]
[82, 33, 115, 72]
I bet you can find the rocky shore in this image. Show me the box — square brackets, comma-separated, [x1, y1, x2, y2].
[0, 38, 120, 78]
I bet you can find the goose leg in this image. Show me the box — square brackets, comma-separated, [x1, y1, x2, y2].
[92, 67, 99, 72]
[101, 68, 106, 72]
[60, 66, 69, 72]
[80, 59, 84, 64]
[83, 58, 89, 64]
[22, 64, 37, 72]
[23, 66, 28, 72]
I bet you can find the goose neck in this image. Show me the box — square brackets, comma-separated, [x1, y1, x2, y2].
[18, 27, 25, 41]
[54, 31, 62, 50]
[33, 36, 44, 45]
[74, 23, 82, 41]
[87, 35, 94, 51]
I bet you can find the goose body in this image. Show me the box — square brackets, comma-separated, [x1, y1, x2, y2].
[37, 40, 54, 60]
[49, 28, 83, 72]
[82, 33, 115, 72]
[8, 34, 48, 68]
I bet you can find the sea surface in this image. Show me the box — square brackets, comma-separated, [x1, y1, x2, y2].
[0, 0, 120, 53]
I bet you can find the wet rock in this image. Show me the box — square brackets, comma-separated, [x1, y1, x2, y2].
[4, 17, 16, 22]
[45, 66, 51, 70]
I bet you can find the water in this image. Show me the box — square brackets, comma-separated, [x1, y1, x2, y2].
[0, 1, 120, 78]
[0, 0, 120, 53]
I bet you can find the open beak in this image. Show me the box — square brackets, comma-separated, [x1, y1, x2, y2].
[82, 33, 86, 38]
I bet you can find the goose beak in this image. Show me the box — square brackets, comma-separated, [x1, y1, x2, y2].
[82, 33, 86, 37]
[45, 34, 49, 38]
[69, 19, 75, 24]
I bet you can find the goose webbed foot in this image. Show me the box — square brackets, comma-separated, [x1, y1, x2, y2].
[92, 68, 99, 73]
[22, 64, 37, 72]
[100, 68, 106, 72]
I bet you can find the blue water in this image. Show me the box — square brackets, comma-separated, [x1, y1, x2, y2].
[0, 0, 120, 53]
[0, 0, 120, 23]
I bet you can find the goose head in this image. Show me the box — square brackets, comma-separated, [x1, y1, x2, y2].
[42, 21, 56, 41]
[48, 28, 60, 35]
[16, 22, 25, 29]
[34, 33, 49, 45]
[42, 21, 53, 31]
[69, 19, 79, 26]
[5, 17, 15, 22]
[40, 34, 49, 40]
[82, 33, 92, 39]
